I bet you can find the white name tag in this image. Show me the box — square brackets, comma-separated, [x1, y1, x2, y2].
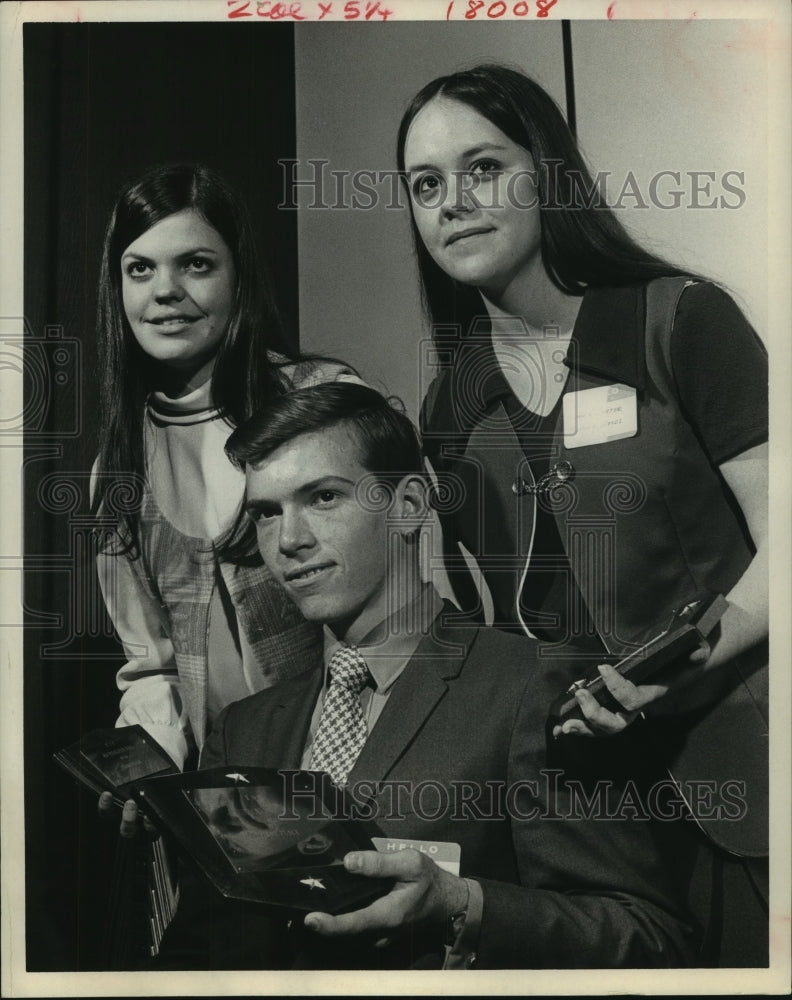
[563, 384, 638, 449]
[371, 837, 461, 875]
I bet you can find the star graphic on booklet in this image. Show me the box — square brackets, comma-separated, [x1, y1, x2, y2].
[224, 772, 250, 783]
[299, 877, 326, 890]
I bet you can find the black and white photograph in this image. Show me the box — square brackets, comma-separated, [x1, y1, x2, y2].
[1, 0, 790, 995]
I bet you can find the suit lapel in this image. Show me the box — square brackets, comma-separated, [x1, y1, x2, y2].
[346, 614, 475, 787]
[260, 669, 323, 769]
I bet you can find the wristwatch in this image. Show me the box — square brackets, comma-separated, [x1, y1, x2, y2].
[446, 878, 471, 945]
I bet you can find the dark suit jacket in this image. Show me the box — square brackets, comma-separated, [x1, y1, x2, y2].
[156, 610, 698, 970]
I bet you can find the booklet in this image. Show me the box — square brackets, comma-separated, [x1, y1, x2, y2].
[549, 590, 729, 724]
[54, 733, 391, 915]
[52, 724, 180, 806]
[53, 726, 393, 913]
[133, 766, 392, 914]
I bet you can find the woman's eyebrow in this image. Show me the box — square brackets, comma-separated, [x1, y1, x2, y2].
[173, 246, 220, 257]
[406, 142, 509, 173]
[120, 245, 220, 262]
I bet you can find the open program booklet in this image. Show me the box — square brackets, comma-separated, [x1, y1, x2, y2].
[53, 739, 391, 914]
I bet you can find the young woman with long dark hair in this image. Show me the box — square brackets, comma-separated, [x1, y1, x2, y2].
[397, 64, 768, 964]
[92, 164, 350, 787]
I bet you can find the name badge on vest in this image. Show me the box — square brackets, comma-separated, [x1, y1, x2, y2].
[563, 384, 638, 449]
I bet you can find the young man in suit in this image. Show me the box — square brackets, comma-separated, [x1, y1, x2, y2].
[155, 381, 697, 970]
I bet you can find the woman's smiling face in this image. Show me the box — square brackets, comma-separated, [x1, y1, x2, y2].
[121, 208, 236, 378]
[403, 96, 542, 300]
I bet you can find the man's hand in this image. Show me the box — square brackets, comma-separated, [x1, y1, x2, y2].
[98, 791, 157, 839]
[304, 849, 467, 941]
[552, 643, 711, 737]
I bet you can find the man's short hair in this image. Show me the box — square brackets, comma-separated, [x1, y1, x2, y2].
[225, 382, 424, 485]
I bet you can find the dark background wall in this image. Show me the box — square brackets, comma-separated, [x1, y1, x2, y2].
[23, 22, 298, 970]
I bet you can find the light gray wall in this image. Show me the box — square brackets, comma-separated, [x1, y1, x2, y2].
[294, 22, 566, 420]
[573, 19, 768, 337]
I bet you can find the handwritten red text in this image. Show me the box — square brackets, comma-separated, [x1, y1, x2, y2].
[446, 0, 558, 19]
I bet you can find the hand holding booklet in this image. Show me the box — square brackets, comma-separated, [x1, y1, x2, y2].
[138, 766, 392, 913]
[54, 731, 390, 914]
[549, 590, 728, 724]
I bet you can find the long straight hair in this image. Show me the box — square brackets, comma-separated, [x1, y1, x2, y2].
[396, 64, 695, 335]
[92, 163, 293, 556]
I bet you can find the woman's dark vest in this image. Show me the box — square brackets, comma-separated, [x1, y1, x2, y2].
[422, 278, 767, 857]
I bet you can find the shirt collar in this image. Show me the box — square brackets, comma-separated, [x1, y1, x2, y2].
[147, 376, 222, 425]
[569, 283, 646, 390]
[322, 584, 443, 694]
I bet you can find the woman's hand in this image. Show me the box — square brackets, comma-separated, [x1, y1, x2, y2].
[551, 664, 663, 737]
[552, 635, 714, 737]
[553, 442, 767, 741]
[98, 791, 158, 839]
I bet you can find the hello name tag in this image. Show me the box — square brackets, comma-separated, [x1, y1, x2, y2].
[563, 384, 638, 449]
[371, 837, 461, 875]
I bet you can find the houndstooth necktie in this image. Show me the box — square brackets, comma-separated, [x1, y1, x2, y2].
[310, 646, 370, 787]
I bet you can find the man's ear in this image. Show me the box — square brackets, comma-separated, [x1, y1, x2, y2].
[392, 473, 429, 536]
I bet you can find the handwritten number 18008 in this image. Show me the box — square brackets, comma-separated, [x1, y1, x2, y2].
[446, 0, 558, 17]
